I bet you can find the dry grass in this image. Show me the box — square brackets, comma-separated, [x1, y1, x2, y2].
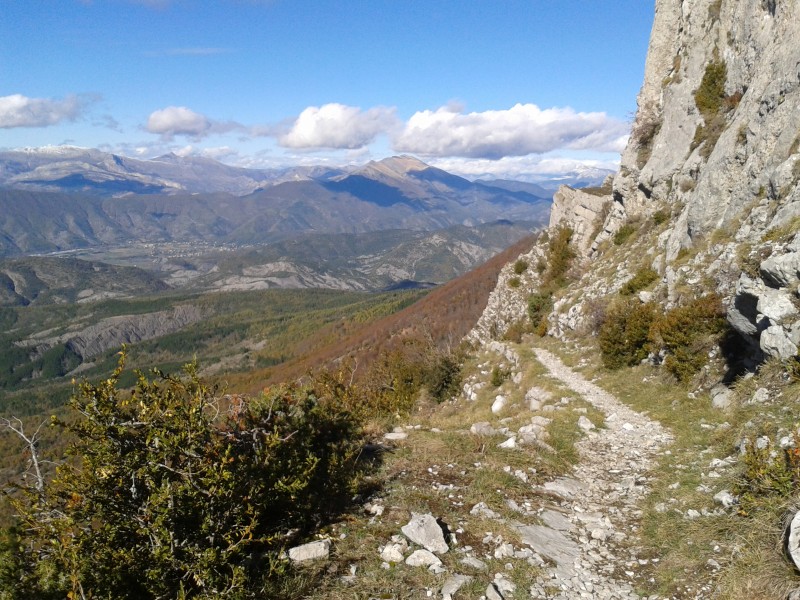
[538, 334, 800, 599]
[298, 340, 605, 599]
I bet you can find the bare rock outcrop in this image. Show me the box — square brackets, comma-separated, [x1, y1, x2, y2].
[19, 305, 205, 359]
[549, 186, 611, 257]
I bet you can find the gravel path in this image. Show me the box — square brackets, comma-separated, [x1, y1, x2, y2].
[526, 348, 674, 599]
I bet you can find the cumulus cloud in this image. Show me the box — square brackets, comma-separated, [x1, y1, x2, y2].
[145, 106, 242, 140]
[394, 103, 629, 158]
[0, 94, 93, 129]
[146, 106, 211, 138]
[278, 103, 398, 150]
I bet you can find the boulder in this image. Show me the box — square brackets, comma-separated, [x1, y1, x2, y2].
[578, 415, 595, 432]
[441, 574, 472, 600]
[401, 513, 448, 554]
[491, 395, 507, 414]
[713, 490, 737, 509]
[761, 324, 798, 360]
[404, 549, 442, 567]
[288, 539, 331, 563]
[750, 387, 770, 404]
[470, 422, 497, 436]
[380, 543, 405, 563]
[757, 288, 798, 323]
[761, 251, 800, 288]
[787, 510, 800, 570]
[711, 385, 734, 410]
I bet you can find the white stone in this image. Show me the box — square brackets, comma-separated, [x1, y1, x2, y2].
[788, 510, 800, 570]
[288, 539, 331, 563]
[578, 415, 595, 432]
[494, 543, 514, 559]
[470, 422, 497, 436]
[380, 543, 405, 563]
[405, 549, 442, 567]
[491, 395, 507, 414]
[713, 490, 737, 509]
[460, 556, 488, 571]
[383, 431, 408, 441]
[497, 436, 517, 449]
[441, 574, 472, 600]
[401, 513, 448, 554]
[470, 502, 501, 519]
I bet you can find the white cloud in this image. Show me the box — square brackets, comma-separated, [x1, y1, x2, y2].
[145, 106, 242, 140]
[394, 103, 629, 158]
[146, 106, 211, 139]
[428, 155, 620, 181]
[0, 94, 92, 129]
[279, 103, 398, 150]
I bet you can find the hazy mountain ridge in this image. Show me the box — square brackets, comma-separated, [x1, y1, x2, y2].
[0, 155, 550, 257]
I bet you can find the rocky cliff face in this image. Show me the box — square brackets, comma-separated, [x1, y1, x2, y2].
[472, 0, 800, 364]
[616, 0, 800, 360]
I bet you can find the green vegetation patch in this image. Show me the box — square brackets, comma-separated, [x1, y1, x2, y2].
[598, 300, 657, 369]
[620, 266, 659, 296]
[1, 354, 374, 599]
[613, 223, 637, 246]
[598, 294, 729, 383]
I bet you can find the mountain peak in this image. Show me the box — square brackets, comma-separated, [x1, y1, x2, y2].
[356, 155, 431, 181]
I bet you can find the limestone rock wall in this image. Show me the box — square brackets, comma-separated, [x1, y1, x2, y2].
[549, 187, 611, 257]
[613, 0, 800, 360]
[471, 0, 800, 361]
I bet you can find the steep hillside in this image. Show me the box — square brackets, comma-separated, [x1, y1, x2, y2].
[225, 234, 537, 390]
[0, 256, 168, 306]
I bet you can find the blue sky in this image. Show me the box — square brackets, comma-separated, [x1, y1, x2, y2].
[1, 0, 655, 178]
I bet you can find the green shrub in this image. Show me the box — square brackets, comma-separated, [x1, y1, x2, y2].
[649, 294, 727, 382]
[735, 433, 800, 516]
[421, 349, 464, 402]
[508, 276, 521, 288]
[4, 353, 369, 599]
[694, 61, 727, 119]
[541, 226, 575, 289]
[513, 259, 529, 275]
[691, 60, 742, 158]
[620, 267, 659, 296]
[598, 300, 657, 369]
[490, 365, 509, 387]
[527, 293, 553, 325]
[652, 210, 669, 226]
[365, 338, 465, 407]
[613, 224, 636, 246]
[502, 320, 528, 343]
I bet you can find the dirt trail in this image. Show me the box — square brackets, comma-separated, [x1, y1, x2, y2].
[525, 348, 674, 599]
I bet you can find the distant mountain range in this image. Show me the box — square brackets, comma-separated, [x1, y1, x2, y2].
[0, 146, 613, 197]
[475, 166, 616, 191]
[0, 153, 552, 256]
